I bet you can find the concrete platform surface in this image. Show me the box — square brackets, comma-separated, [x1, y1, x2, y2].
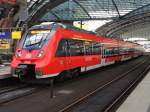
[117, 71, 150, 112]
[0, 66, 11, 79]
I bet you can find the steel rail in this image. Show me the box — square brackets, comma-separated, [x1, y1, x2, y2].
[0, 84, 40, 105]
[0, 84, 28, 95]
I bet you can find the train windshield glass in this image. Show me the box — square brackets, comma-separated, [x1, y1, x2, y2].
[23, 30, 51, 49]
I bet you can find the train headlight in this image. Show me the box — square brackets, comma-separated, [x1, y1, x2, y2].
[17, 51, 22, 58]
[37, 50, 44, 58]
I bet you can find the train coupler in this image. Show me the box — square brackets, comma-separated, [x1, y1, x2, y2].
[15, 65, 28, 79]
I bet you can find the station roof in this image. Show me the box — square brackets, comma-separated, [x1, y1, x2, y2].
[96, 3, 150, 39]
[28, 0, 150, 23]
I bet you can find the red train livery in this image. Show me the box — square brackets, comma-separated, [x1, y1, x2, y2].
[11, 23, 143, 81]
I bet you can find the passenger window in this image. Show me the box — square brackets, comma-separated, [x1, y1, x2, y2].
[92, 42, 101, 55]
[56, 38, 103, 57]
[68, 39, 84, 56]
[84, 41, 92, 55]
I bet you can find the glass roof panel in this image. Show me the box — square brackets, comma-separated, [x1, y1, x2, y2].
[124, 4, 150, 18]
[41, 12, 58, 21]
[40, 1, 89, 21]
[27, 0, 150, 22]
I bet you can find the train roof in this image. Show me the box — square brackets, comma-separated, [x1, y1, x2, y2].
[29, 23, 139, 46]
[30, 23, 97, 36]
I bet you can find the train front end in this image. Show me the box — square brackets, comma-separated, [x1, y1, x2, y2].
[11, 24, 57, 81]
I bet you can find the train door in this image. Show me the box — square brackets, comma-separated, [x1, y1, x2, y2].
[56, 39, 70, 70]
[101, 44, 105, 65]
[63, 39, 71, 70]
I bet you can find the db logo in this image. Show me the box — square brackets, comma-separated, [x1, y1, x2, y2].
[26, 53, 31, 58]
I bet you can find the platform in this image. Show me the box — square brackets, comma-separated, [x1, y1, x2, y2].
[0, 66, 11, 79]
[117, 71, 150, 112]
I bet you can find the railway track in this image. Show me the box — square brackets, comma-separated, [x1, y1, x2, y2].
[0, 57, 147, 112]
[0, 84, 40, 105]
[58, 57, 150, 112]
[0, 56, 148, 112]
[103, 63, 150, 112]
[0, 78, 18, 86]
[0, 84, 27, 94]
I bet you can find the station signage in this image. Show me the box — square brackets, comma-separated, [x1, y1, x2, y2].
[0, 32, 11, 39]
[0, 39, 10, 49]
[0, 43, 10, 49]
[12, 31, 22, 39]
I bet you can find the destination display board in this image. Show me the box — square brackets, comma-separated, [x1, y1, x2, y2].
[31, 30, 51, 34]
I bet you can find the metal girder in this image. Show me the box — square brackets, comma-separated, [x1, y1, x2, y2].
[72, 0, 92, 19]
[111, 0, 121, 18]
[97, 3, 150, 36]
[97, 13, 150, 38]
[123, 3, 150, 19]
[28, 0, 40, 11]
[27, 0, 67, 24]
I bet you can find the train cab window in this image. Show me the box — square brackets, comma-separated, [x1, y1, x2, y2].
[56, 39, 68, 57]
[22, 29, 51, 49]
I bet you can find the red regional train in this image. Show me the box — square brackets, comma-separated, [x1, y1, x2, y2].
[11, 23, 143, 81]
